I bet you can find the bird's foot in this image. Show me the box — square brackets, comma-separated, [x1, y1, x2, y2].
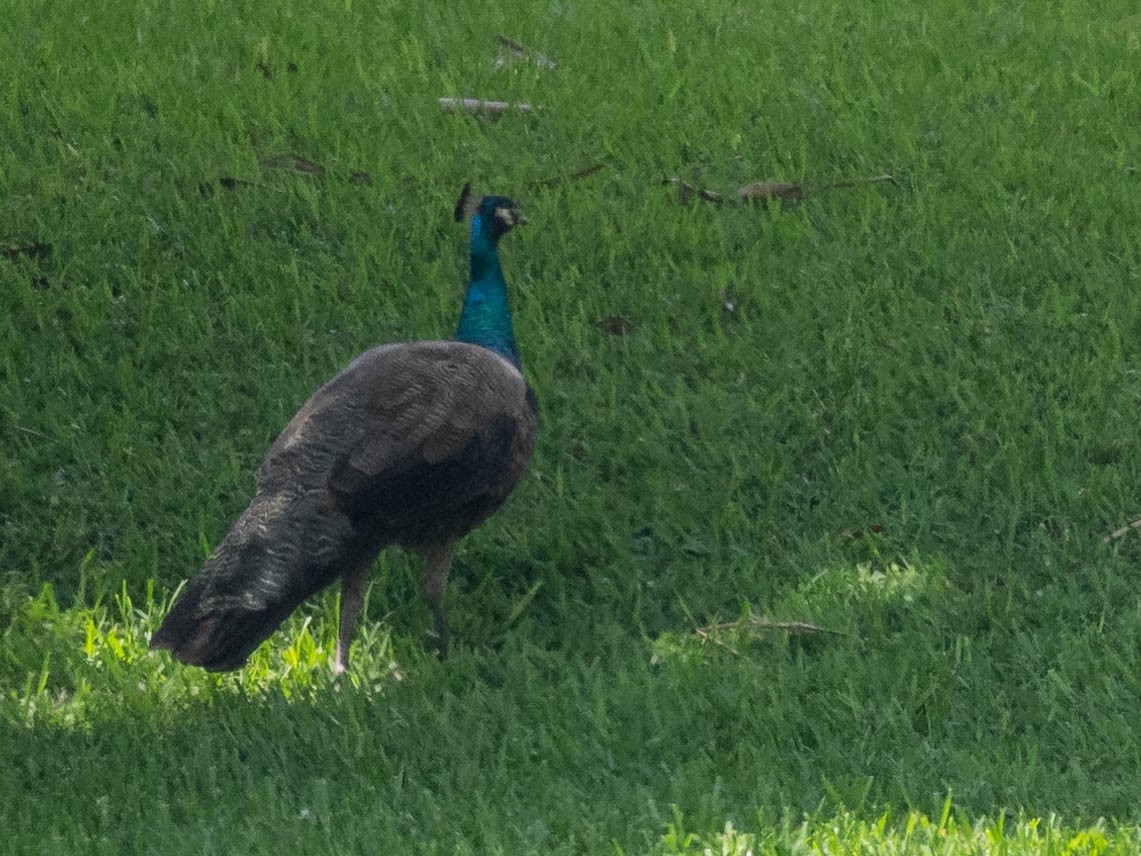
[332, 641, 349, 676]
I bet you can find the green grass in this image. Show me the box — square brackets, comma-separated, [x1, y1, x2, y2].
[2, 0, 1140, 852]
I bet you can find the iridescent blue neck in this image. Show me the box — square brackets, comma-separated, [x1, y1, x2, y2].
[454, 213, 520, 367]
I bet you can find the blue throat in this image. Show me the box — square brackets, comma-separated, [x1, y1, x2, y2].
[454, 213, 521, 368]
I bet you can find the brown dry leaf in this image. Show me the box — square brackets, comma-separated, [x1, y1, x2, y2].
[260, 154, 327, 177]
[593, 316, 635, 335]
[737, 181, 805, 203]
[739, 173, 897, 205]
[495, 35, 557, 69]
[349, 171, 373, 186]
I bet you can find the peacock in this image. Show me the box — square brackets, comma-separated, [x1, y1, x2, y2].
[150, 189, 537, 672]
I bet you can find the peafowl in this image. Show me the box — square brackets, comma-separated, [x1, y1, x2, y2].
[150, 190, 537, 672]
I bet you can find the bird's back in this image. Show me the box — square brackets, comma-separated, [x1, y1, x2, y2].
[264, 339, 538, 546]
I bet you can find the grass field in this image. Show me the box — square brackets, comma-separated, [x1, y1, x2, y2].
[2, 0, 1140, 852]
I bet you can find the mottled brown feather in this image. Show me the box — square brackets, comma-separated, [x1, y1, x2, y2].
[150, 340, 537, 671]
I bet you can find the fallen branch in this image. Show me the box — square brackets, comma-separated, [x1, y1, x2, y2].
[537, 162, 605, 187]
[1103, 518, 1141, 544]
[438, 97, 536, 116]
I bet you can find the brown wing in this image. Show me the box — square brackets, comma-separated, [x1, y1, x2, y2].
[260, 340, 538, 547]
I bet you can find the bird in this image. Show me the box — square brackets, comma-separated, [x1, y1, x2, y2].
[150, 189, 537, 673]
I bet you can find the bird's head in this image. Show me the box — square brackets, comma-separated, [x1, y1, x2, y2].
[454, 184, 526, 244]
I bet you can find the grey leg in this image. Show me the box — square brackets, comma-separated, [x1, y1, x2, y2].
[421, 542, 457, 660]
[334, 563, 369, 675]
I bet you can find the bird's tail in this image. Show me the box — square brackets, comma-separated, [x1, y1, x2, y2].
[150, 494, 352, 671]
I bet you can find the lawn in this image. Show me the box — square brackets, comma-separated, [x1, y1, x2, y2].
[2, 0, 1140, 852]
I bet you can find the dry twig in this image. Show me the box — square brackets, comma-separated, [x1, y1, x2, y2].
[438, 97, 536, 116]
[667, 173, 897, 208]
[695, 626, 741, 656]
[662, 176, 723, 205]
[695, 615, 847, 656]
[1104, 518, 1141, 544]
[537, 163, 605, 187]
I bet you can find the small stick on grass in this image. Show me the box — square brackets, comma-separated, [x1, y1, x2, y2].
[665, 173, 897, 207]
[1103, 518, 1141, 544]
[663, 177, 723, 205]
[439, 97, 536, 116]
[12, 424, 51, 440]
[706, 616, 846, 636]
[696, 615, 848, 656]
[695, 626, 742, 656]
[536, 162, 605, 188]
